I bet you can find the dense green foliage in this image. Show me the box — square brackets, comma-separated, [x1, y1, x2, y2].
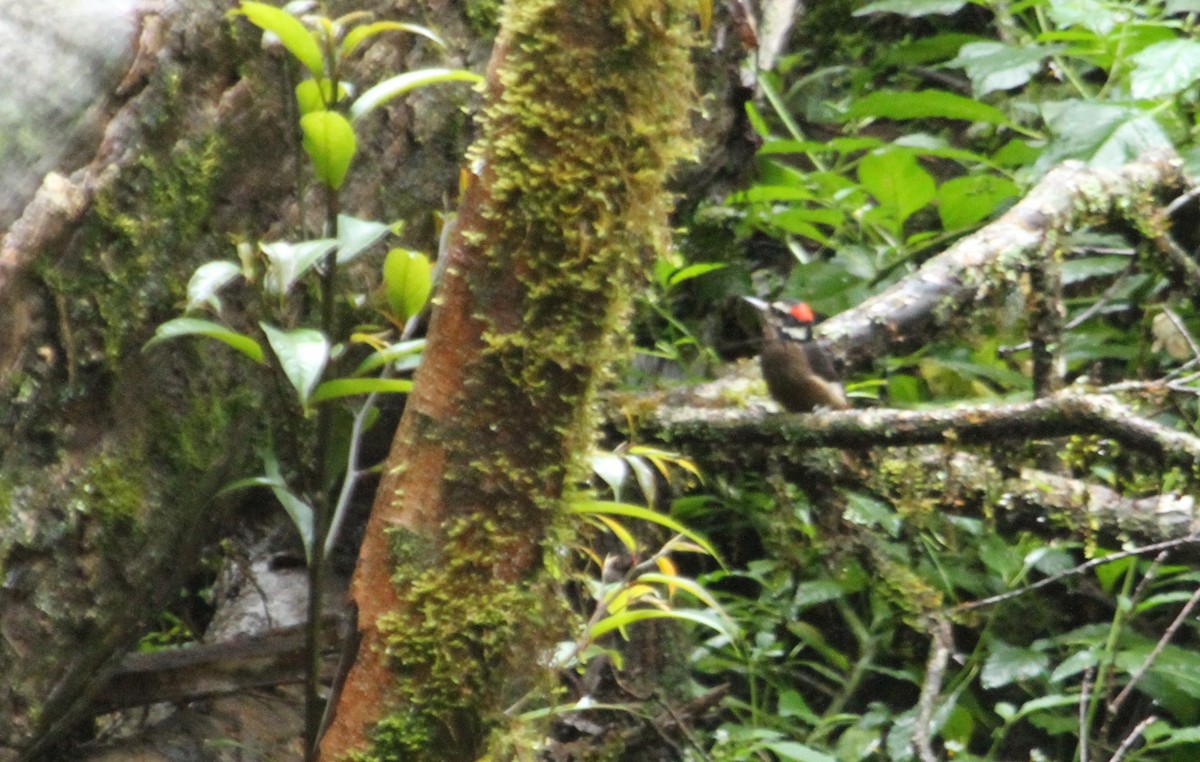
[624, 1, 1200, 760]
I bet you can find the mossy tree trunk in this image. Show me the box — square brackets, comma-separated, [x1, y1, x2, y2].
[320, 1, 697, 759]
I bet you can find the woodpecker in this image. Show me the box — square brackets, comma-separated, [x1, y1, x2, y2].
[743, 296, 849, 413]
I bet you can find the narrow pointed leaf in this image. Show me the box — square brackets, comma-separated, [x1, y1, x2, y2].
[341, 20, 444, 57]
[351, 68, 483, 121]
[310, 377, 413, 404]
[145, 318, 265, 363]
[568, 500, 721, 563]
[352, 338, 426, 376]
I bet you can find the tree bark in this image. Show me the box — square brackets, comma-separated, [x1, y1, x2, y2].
[320, 1, 698, 758]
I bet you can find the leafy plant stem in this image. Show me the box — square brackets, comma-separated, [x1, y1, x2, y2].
[1078, 561, 1137, 760]
[760, 76, 827, 173]
[1033, 6, 1093, 99]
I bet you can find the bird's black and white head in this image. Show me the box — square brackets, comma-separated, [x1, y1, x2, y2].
[743, 296, 817, 342]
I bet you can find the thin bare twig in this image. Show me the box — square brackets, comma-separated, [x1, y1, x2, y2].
[948, 535, 1200, 614]
[1108, 715, 1157, 762]
[1079, 667, 1093, 762]
[1108, 584, 1200, 721]
[914, 615, 953, 762]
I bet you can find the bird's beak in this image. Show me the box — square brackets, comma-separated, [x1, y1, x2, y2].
[742, 296, 769, 311]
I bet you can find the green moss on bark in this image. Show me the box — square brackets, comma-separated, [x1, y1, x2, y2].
[355, 0, 698, 758]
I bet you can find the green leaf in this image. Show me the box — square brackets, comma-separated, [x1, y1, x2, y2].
[937, 174, 1019, 230]
[857, 149, 935, 229]
[295, 78, 349, 114]
[667, 262, 726, 287]
[590, 452, 629, 500]
[145, 318, 265, 364]
[336, 214, 392, 264]
[300, 110, 357, 190]
[567, 500, 721, 562]
[351, 338, 426, 376]
[764, 741, 837, 762]
[1038, 101, 1170, 170]
[341, 21, 444, 57]
[1130, 40, 1200, 100]
[222, 451, 314, 561]
[261, 323, 329, 407]
[383, 248, 433, 322]
[590, 607, 731, 640]
[1047, 0, 1116, 35]
[186, 260, 242, 313]
[982, 641, 1050, 689]
[846, 88, 1012, 125]
[310, 377, 413, 404]
[261, 238, 338, 295]
[236, 1, 325, 78]
[947, 41, 1057, 96]
[350, 68, 483, 121]
[854, 0, 966, 16]
[885, 33, 984, 65]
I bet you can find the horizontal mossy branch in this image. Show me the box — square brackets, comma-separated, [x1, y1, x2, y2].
[646, 391, 1200, 469]
[812, 148, 1188, 374]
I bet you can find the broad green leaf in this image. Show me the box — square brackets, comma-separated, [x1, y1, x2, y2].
[846, 88, 1012, 125]
[1061, 255, 1128, 285]
[295, 78, 349, 114]
[237, 1, 325, 78]
[937, 174, 1019, 230]
[300, 110, 357, 190]
[383, 248, 433, 321]
[350, 68, 483, 121]
[854, 0, 966, 16]
[341, 21, 444, 57]
[145, 318, 265, 363]
[261, 238, 338, 295]
[1130, 40, 1200, 100]
[310, 377, 413, 404]
[336, 214, 392, 264]
[261, 323, 329, 407]
[947, 41, 1058, 96]
[842, 491, 902, 536]
[885, 33, 984, 65]
[857, 149, 935, 229]
[186, 260, 241, 313]
[764, 741, 837, 762]
[770, 207, 845, 240]
[1047, 0, 1116, 35]
[982, 641, 1050, 689]
[1038, 101, 1170, 170]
